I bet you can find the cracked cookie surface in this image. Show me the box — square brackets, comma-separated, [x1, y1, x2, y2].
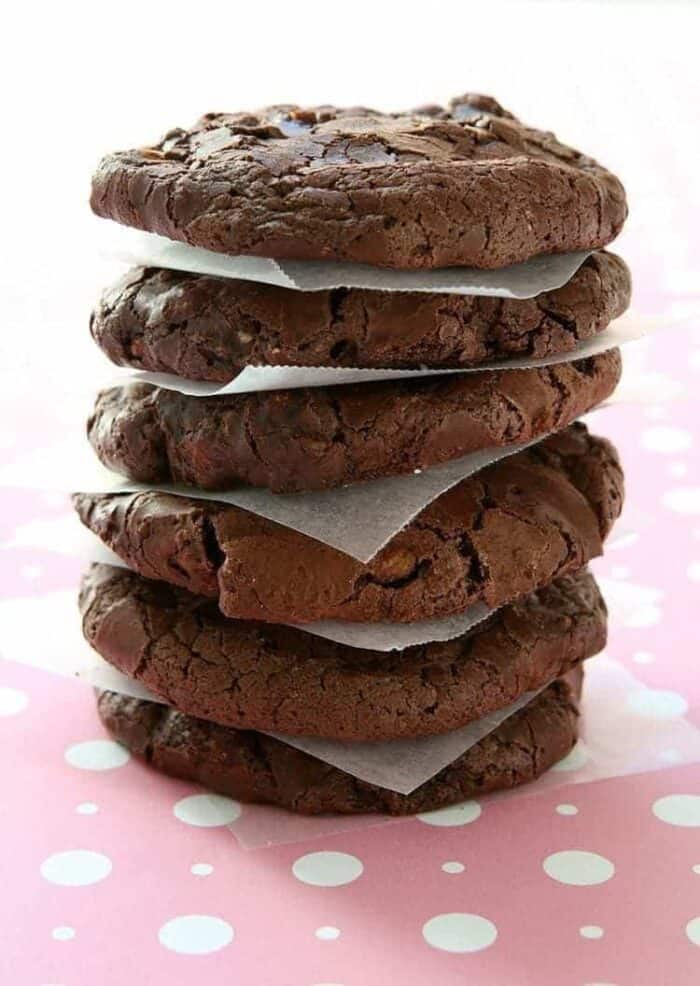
[91, 252, 631, 379]
[74, 424, 623, 624]
[90, 94, 626, 269]
[88, 349, 621, 492]
[96, 667, 583, 815]
[81, 563, 604, 741]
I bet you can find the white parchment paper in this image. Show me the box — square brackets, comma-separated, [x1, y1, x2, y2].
[68, 652, 700, 848]
[7, 612, 700, 850]
[0, 593, 548, 794]
[0, 432, 539, 564]
[0, 315, 671, 570]
[105, 436, 537, 563]
[2, 514, 685, 847]
[75, 520, 641, 653]
[233, 656, 700, 847]
[78, 526, 496, 652]
[99, 221, 591, 298]
[126, 311, 649, 397]
[268, 687, 546, 794]
[301, 603, 492, 649]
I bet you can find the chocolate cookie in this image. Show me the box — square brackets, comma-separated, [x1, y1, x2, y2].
[88, 350, 621, 493]
[90, 94, 626, 270]
[96, 667, 583, 815]
[91, 252, 631, 380]
[74, 424, 623, 624]
[81, 563, 604, 741]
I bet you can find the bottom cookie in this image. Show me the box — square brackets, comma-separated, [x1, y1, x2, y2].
[96, 668, 582, 816]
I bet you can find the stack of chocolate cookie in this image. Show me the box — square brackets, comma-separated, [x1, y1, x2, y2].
[76, 94, 628, 815]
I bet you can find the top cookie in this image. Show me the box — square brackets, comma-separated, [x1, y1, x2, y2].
[91, 94, 627, 270]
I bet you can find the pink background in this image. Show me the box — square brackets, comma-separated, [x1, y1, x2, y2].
[2, 4, 700, 982]
[3, 373, 700, 985]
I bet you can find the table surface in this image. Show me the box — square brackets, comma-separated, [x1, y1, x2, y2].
[3, 6, 700, 982]
[1, 311, 699, 986]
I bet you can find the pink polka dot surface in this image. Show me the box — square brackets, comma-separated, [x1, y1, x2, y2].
[2, 87, 700, 986]
[0, 324, 698, 986]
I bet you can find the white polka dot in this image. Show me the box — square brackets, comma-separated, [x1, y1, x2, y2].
[688, 561, 700, 582]
[692, 864, 700, 874]
[422, 913, 497, 953]
[191, 863, 214, 877]
[292, 851, 363, 887]
[627, 688, 688, 720]
[42, 490, 67, 508]
[315, 926, 340, 941]
[653, 795, 700, 827]
[51, 926, 75, 942]
[556, 804, 579, 816]
[41, 850, 112, 887]
[663, 487, 700, 515]
[416, 800, 481, 827]
[441, 861, 465, 874]
[686, 917, 700, 946]
[21, 563, 42, 580]
[633, 651, 655, 665]
[642, 427, 692, 455]
[625, 605, 662, 628]
[645, 404, 668, 421]
[543, 851, 615, 886]
[634, 374, 685, 404]
[550, 741, 589, 772]
[0, 686, 28, 717]
[76, 802, 98, 815]
[672, 301, 700, 323]
[173, 794, 241, 827]
[669, 462, 688, 478]
[65, 740, 129, 771]
[658, 748, 683, 765]
[610, 565, 630, 579]
[580, 925, 604, 939]
[608, 530, 639, 551]
[158, 915, 233, 955]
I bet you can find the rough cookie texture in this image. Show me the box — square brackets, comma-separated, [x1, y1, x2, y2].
[81, 563, 605, 741]
[73, 424, 624, 624]
[90, 94, 627, 269]
[91, 252, 631, 379]
[88, 350, 621, 493]
[96, 668, 583, 815]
